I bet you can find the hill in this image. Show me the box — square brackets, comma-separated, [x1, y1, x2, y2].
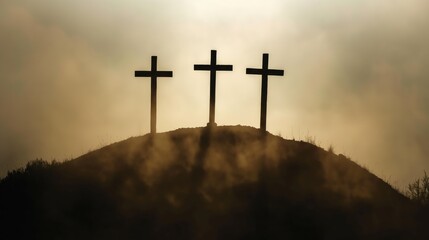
[0, 126, 426, 239]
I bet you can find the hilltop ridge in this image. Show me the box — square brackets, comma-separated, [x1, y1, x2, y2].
[0, 126, 424, 239]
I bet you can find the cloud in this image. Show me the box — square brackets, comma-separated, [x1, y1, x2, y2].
[0, 3, 143, 175]
[279, 0, 429, 186]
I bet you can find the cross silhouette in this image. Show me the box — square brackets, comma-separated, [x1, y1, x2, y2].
[246, 53, 284, 132]
[135, 56, 173, 134]
[194, 50, 233, 127]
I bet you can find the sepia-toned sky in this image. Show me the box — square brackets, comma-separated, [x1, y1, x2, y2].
[1, 0, 429, 188]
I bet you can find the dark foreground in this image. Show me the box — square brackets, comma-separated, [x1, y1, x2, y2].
[0, 126, 427, 239]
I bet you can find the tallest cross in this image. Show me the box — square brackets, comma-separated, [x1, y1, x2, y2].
[194, 50, 233, 127]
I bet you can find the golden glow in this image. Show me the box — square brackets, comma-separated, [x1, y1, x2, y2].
[1, 0, 429, 188]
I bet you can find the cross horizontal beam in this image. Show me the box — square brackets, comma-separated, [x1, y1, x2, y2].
[194, 64, 233, 71]
[135, 71, 173, 78]
[246, 68, 284, 76]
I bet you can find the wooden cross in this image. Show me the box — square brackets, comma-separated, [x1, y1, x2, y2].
[135, 56, 173, 134]
[246, 53, 284, 132]
[194, 50, 233, 127]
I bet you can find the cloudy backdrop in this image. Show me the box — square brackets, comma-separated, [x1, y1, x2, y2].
[1, 0, 429, 188]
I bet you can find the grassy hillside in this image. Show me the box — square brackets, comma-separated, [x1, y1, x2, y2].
[0, 126, 426, 239]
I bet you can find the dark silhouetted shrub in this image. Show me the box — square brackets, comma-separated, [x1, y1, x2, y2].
[408, 171, 429, 205]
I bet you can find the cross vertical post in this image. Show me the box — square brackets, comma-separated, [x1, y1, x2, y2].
[246, 53, 285, 132]
[194, 50, 233, 127]
[135, 56, 173, 135]
[150, 56, 157, 135]
[209, 51, 217, 124]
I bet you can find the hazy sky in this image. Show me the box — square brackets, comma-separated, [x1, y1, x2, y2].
[1, 0, 429, 188]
